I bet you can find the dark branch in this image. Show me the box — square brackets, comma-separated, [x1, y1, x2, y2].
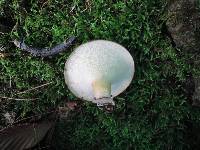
[13, 36, 76, 57]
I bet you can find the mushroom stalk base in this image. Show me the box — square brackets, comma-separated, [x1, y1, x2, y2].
[94, 97, 115, 106]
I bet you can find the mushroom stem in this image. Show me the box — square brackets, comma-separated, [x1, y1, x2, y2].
[92, 79, 114, 106]
[92, 79, 111, 99]
[95, 97, 115, 107]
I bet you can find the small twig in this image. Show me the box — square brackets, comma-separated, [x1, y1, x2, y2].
[9, 76, 12, 88]
[0, 53, 13, 58]
[16, 82, 53, 95]
[0, 96, 38, 101]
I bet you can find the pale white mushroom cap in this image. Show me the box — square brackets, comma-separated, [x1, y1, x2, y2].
[64, 40, 134, 104]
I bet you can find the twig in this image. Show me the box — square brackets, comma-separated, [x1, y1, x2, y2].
[0, 53, 12, 58]
[16, 82, 53, 95]
[0, 96, 38, 101]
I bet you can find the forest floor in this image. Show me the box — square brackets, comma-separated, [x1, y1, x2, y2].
[0, 0, 200, 149]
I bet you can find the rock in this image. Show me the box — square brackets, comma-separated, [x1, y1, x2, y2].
[166, 0, 200, 106]
[166, 0, 200, 53]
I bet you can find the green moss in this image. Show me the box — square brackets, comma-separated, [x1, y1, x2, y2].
[0, 0, 200, 149]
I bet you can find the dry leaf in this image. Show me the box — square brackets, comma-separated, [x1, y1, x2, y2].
[0, 112, 57, 150]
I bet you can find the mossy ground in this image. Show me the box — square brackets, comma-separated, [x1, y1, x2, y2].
[0, 0, 200, 149]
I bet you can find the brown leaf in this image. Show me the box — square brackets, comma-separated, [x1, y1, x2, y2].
[0, 113, 57, 150]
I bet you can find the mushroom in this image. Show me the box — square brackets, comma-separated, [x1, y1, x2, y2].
[64, 40, 134, 110]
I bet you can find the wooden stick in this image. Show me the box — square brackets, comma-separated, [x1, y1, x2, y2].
[16, 82, 53, 95]
[0, 96, 38, 101]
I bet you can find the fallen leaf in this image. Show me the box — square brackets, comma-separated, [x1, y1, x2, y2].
[0, 112, 57, 150]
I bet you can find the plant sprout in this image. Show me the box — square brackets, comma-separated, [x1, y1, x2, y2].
[64, 40, 134, 110]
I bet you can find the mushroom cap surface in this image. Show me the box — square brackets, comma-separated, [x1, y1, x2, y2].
[64, 40, 134, 102]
